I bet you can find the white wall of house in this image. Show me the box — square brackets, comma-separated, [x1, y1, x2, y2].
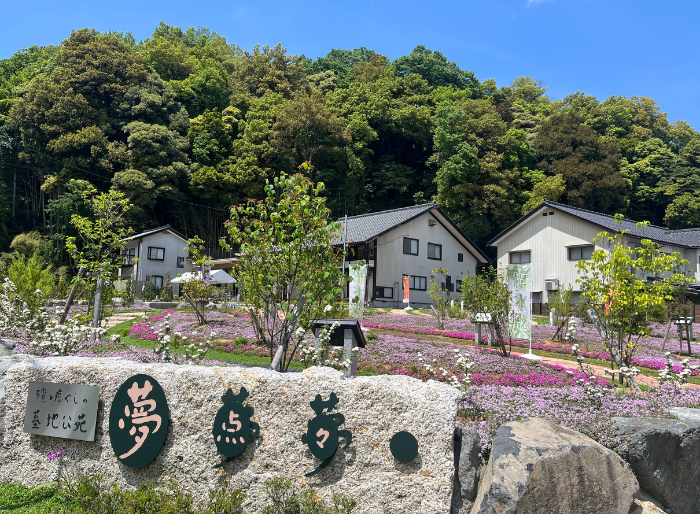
[372, 212, 478, 307]
[119, 232, 190, 291]
[494, 204, 698, 305]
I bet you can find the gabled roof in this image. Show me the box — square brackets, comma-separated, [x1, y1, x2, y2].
[122, 225, 188, 243]
[335, 203, 489, 263]
[487, 200, 700, 249]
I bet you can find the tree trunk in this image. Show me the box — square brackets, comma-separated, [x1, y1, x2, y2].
[183, 292, 206, 324]
[661, 319, 673, 352]
[60, 266, 86, 324]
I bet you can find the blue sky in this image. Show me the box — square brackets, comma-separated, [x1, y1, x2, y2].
[3, 0, 699, 127]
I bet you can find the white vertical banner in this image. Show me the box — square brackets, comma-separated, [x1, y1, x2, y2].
[348, 262, 368, 319]
[506, 264, 532, 340]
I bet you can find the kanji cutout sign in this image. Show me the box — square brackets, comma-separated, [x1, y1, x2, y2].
[109, 374, 169, 468]
[301, 393, 352, 477]
[211, 387, 260, 468]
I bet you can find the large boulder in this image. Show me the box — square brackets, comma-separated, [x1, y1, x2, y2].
[614, 416, 700, 514]
[0, 357, 460, 514]
[471, 417, 638, 514]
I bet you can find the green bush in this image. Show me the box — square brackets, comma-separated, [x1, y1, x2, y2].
[365, 332, 378, 341]
[7, 253, 55, 316]
[60, 475, 244, 514]
[234, 337, 249, 345]
[262, 478, 355, 514]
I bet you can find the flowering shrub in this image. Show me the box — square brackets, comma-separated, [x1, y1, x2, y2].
[298, 322, 359, 372]
[153, 313, 213, 364]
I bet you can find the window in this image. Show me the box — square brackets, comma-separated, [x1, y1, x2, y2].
[427, 243, 442, 260]
[402, 275, 427, 291]
[151, 275, 164, 288]
[457, 253, 463, 262]
[569, 245, 594, 261]
[121, 248, 135, 265]
[446, 275, 454, 292]
[148, 247, 165, 260]
[456, 280, 463, 293]
[403, 237, 419, 255]
[375, 286, 393, 299]
[177, 256, 185, 268]
[510, 251, 531, 264]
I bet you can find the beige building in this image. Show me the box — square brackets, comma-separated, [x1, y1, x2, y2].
[488, 200, 700, 313]
[337, 203, 489, 307]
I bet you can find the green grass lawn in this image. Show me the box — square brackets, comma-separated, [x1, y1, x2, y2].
[103, 314, 305, 370]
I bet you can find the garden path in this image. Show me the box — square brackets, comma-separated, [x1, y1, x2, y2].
[508, 347, 700, 389]
[103, 312, 140, 329]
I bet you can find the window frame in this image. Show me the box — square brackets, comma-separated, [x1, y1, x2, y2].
[509, 251, 531, 264]
[457, 253, 463, 262]
[568, 245, 594, 261]
[147, 247, 165, 261]
[427, 242, 442, 261]
[151, 275, 164, 288]
[375, 286, 393, 299]
[403, 237, 419, 256]
[176, 256, 186, 268]
[401, 275, 427, 291]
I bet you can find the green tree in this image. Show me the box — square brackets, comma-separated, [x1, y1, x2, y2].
[223, 173, 345, 372]
[427, 267, 450, 329]
[392, 45, 479, 92]
[576, 218, 690, 388]
[664, 193, 700, 229]
[7, 253, 54, 316]
[66, 186, 133, 319]
[460, 268, 514, 357]
[521, 174, 565, 214]
[534, 112, 627, 213]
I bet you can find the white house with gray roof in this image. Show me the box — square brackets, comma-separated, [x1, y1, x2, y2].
[488, 200, 700, 313]
[118, 225, 192, 293]
[337, 203, 489, 307]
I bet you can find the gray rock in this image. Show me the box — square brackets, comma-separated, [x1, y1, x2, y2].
[451, 426, 482, 514]
[666, 406, 700, 424]
[459, 426, 481, 502]
[471, 417, 638, 514]
[628, 491, 670, 514]
[614, 416, 700, 514]
[0, 357, 461, 514]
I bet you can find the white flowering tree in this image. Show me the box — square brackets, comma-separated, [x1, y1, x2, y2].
[223, 172, 345, 372]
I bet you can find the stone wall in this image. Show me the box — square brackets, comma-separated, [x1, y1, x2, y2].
[0, 357, 461, 514]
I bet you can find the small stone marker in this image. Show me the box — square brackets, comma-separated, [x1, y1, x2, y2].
[23, 381, 99, 442]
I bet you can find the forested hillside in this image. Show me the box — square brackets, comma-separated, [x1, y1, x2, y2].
[1, 23, 698, 267]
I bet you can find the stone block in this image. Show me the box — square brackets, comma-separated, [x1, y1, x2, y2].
[0, 357, 460, 514]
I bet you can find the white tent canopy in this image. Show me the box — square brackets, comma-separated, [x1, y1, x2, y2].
[170, 269, 237, 284]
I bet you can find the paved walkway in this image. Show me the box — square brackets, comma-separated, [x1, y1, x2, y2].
[102, 312, 141, 329]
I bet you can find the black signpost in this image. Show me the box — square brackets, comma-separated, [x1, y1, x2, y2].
[109, 374, 169, 468]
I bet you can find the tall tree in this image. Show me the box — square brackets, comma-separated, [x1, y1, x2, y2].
[534, 112, 627, 213]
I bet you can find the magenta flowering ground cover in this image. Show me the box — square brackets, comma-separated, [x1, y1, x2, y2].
[11, 308, 700, 455]
[463, 383, 700, 454]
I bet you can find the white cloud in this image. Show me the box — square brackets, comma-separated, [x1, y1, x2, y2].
[527, 0, 554, 5]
